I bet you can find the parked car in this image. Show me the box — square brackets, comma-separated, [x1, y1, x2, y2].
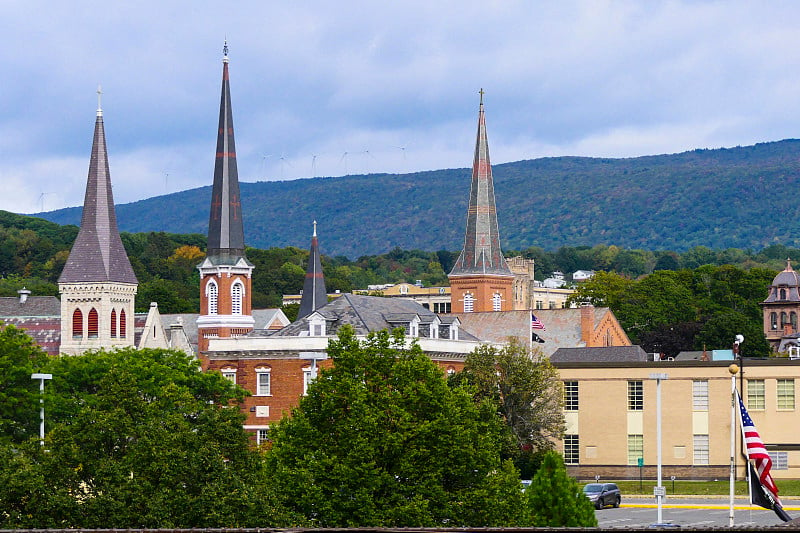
[582, 482, 621, 509]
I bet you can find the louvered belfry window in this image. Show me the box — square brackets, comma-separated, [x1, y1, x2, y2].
[110, 309, 117, 338]
[120, 309, 127, 338]
[72, 308, 83, 338]
[88, 308, 99, 338]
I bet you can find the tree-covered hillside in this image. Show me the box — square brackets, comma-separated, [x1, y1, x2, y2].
[35, 140, 800, 258]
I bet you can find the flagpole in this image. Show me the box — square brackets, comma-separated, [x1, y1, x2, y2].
[729, 362, 739, 527]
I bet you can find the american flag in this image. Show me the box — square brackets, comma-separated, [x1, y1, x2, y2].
[737, 391, 781, 505]
[531, 313, 545, 330]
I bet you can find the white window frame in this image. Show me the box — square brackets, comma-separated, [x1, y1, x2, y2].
[628, 381, 643, 411]
[255, 367, 271, 396]
[256, 428, 270, 445]
[692, 380, 709, 411]
[492, 292, 502, 311]
[206, 279, 218, 315]
[303, 366, 313, 395]
[693, 434, 709, 465]
[564, 381, 579, 411]
[564, 434, 579, 465]
[748, 379, 765, 410]
[309, 316, 326, 337]
[778, 379, 795, 410]
[231, 280, 244, 316]
[627, 434, 643, 465]
[463, 293, 474, 313]
[221, 368, 237, 384]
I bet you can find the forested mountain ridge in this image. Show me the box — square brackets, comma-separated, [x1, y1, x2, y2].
[34, 139, 800, 259]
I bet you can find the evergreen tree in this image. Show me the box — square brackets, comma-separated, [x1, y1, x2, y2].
[527, 451, 597, 527]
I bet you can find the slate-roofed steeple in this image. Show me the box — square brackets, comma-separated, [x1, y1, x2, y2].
[298, 221, 328, 319]
[207, 41, 246, 262]
[449, 90, 512, 278]
[58, 88, 137, 285]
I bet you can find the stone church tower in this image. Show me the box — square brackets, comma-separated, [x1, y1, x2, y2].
[58, 91, 138, 355]
[197, 43, 254, 352]
[448, 91, 514, 313]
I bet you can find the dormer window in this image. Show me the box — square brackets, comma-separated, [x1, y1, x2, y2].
[400, 284, 408, 295]
[309, 315, 326, 337]
[781, 288, 787, 300]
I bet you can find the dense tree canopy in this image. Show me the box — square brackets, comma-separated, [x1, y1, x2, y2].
[266, 326, 527, 527]
[0, 325, 49, 444]
[0, 347, 286, 529]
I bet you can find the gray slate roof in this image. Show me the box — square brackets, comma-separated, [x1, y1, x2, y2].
[58, 112, 137, 285]
[551, 346, 649, 363]
[298, 225, 327, 319]
[274, 293, 480, 340]
[0, 296, 60, 317]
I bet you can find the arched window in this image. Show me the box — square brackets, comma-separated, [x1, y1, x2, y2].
[492, 292, 502, 311]
[781, 312, 788, 326]
[781, 288, 787, 300]
[772, 312, 779, 330]
[72, 308, 83, 339]
[88, 308, 99, 338]
[792, 312, 798, 330]
[206, 279, 218, 315]
[231, 280, 244, 316]
[463, 293, 474, 313]
[120, 309, 127, 338]
[110, 309, 117, 338]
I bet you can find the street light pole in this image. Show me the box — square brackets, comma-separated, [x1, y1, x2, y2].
[649, 372, 668, 526]
[30, 373, 52, 446]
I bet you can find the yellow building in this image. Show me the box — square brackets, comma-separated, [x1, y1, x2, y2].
[554, 353, 800, 480]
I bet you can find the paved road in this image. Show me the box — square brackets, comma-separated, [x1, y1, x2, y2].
[596, 497, 800, 529]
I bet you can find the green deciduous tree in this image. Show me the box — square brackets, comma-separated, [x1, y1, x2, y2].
[452, 341, 565, 478]
[0, 347, 286, 529]
[526, 451, 597, 527]
[266, 326, 527, 527]
[0, 325, 49, 444]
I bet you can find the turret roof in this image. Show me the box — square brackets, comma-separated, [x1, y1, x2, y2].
[298, 221, 328, 320]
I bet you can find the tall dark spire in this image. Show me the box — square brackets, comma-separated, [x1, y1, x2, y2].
[298, 221, 328, 319]
[58, 89, 137, 284]
[449, 90, 512, 277]
[207, 41, 245, 262]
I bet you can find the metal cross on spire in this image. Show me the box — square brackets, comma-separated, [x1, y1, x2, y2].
[96, 85, 103, 117]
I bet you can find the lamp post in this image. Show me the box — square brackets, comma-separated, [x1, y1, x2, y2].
[728, 362, 740, 527]
[30, 373, 52, 446]
[299, 352, 329, 387]
[649, 372, 668, 526]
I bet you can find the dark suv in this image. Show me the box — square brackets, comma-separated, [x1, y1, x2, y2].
[582, 482, 621, 509]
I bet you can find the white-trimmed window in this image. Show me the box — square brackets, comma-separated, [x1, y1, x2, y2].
[309, 316, 326, 337]
[564, 381, 579, 411]
[748, 380, 765, 410]
[256, 428, 270, 446]
[627, 434, 643, 465]
[303, 367, 313, 395]
[778, 379, 795, 410]
[463, 293, 474, 313]
[231, 280, 244, 315]
[628, 381, 643, 411]
[693, 380, 709, 411]
[206, 279, 218, 315]
[255, 367, 271, 396]
[564, 434, 579, 465]
[492, 292, 502, 311]
[221, 368, 237, 384]
[693, 434, 709, 465]
[772, 451, 789, 470]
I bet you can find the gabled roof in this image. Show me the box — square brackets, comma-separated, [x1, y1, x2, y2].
[160, 308, 287, 348]
[449, 92, 512, 278]
[58, 101, 137, 285]
[206, 42, 247, 264]
[274, 294, 480, 340]
[0, 296, 60, 317]
[551, 346, 649, 363]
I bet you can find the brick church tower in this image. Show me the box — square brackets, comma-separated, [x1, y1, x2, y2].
[448, 91, 514, 313]
[197, 43, 254, 353]
[58, 89, 138, 355]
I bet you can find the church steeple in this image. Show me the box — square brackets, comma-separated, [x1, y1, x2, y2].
[58, 91, 138, 354]
[298, 221, 328, 319]
[448, 91, 513, 313]
[449, 90, 511, 278]
[207, 39, 245, 262]
[197, 42, 254, 353]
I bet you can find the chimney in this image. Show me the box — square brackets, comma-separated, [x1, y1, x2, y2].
[17, 287, 31, 304]
[580, 303, 595, 344]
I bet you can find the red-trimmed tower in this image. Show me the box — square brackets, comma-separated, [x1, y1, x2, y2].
[197, 43, 254, 353]
[448, 90, 514, 313]
[58, 89, 139, 355]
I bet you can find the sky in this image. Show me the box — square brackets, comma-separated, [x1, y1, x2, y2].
[4, 0, 800, 214]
